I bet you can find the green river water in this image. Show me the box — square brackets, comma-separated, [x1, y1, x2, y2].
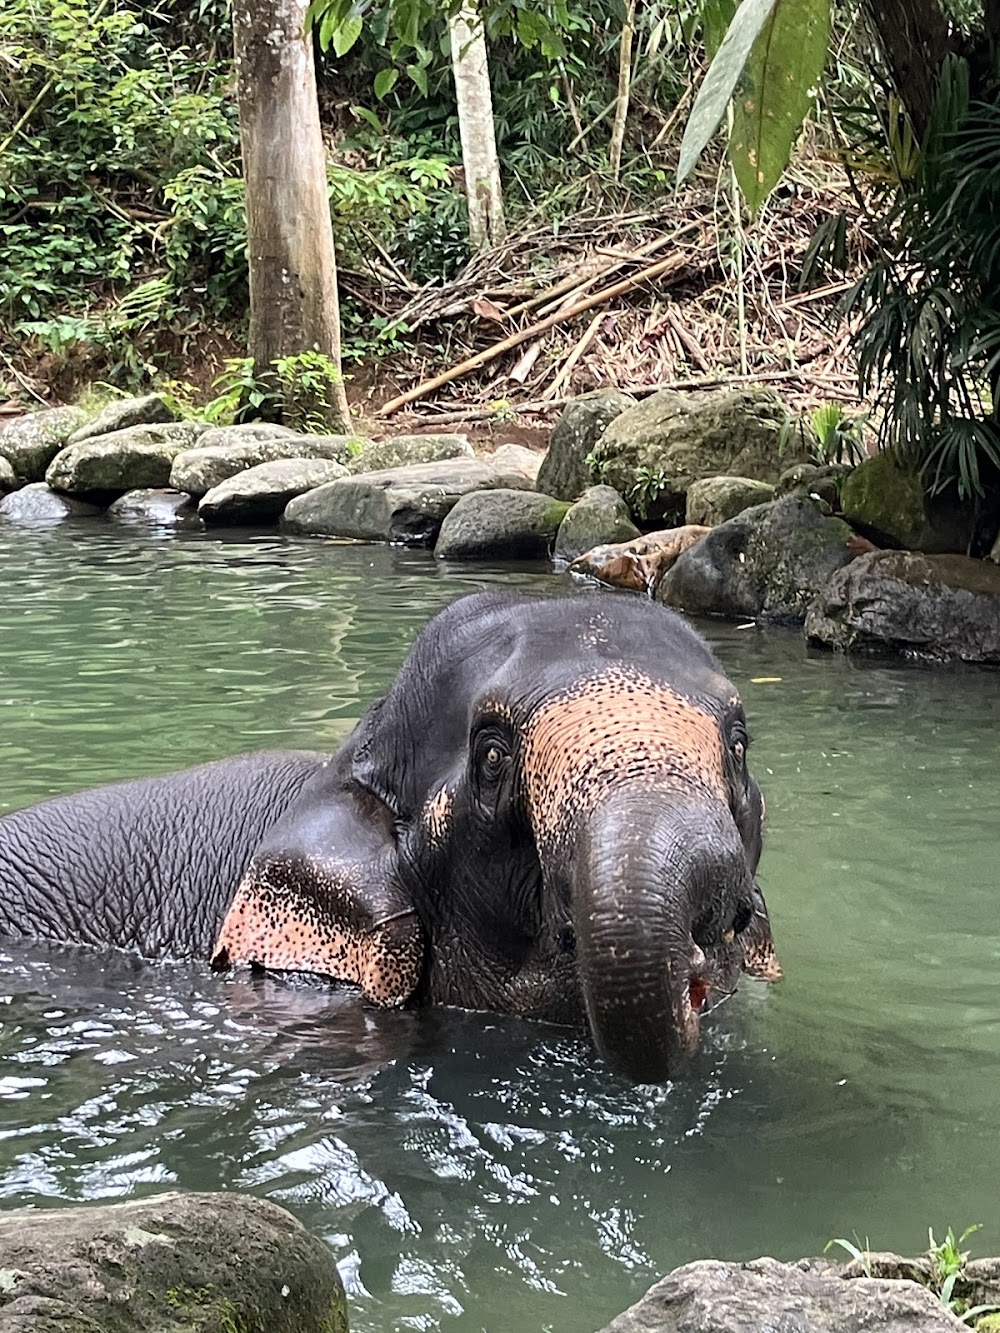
[0, 521, 998, 1332]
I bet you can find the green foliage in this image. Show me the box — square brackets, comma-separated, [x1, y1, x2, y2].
[810, 403, 867, 466]
[202, 351, 347, 431]
[629, 465, 671, 519]
[824, 1234, 873, 1276]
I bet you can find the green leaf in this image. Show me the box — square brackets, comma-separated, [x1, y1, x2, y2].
[332, 14, 363, 56]
[352, 104, 383, 132]
[728, 0, 831, 213]
[677, 0, 780, 184]
[407, 63, 428, 96]
[373, 68, 398, 99]
[701, 0, 737, 59]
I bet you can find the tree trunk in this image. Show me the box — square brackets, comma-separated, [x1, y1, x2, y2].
[609, 0, 636, 182]
[449, 0, 506, 250]
[862, 0, 957, 142]
[232, 0, 350, 430]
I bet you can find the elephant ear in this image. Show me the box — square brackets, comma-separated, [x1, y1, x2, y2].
[210, 765, 423, 1008]
[740, 880, 782, 983]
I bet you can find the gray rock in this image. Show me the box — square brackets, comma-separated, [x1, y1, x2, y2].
[536, 388, 637, 501]
[685, 475, 775, 526]
[434, 489, 570, 560]
[554, 484, 641, 562]
[589, 387, 808, 520]
[171, 425, 363, 497]
[46, 422, 208, 495]
[806, 550, 1000, 662]
[0, 1190, 348, 1333]
[0, 456, 15, 493]
[0, 405, 87, 481]
[0, 482, 103, 525]
[774, 461, 853, 506]
[346, 433, 473, 474]
[660, 495, 857, 623]
[200, 457, 349, 525]
[282, 458, 533, 545]
[107, 488, 197, 527]
[840, 451, 974, 553]
[490, 442, 544, 482]
[65, 393, 178, 444]
[600, 1255, 966, 1332]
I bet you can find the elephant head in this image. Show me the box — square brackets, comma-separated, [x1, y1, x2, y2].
[212, 591, 780, 1083]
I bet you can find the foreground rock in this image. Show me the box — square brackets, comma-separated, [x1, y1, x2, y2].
[537, 388, 637, 501]
[346, 432, 473, 474]
[106, 488, 196, 527]
[589, 387, 808, 520]
[282, 458, 533, 544]
[0, 1190, 348, 1333]
[200, 457, 349, 525]
[600, 1255, 966, 1332]
[0, 482, 103, 525]
[570, 526, 710, 594]
[0, 456, 15, 493]
[806, 550, 1000, 662]
[685, 475, 775, 526]
[66, 393, 177, 444]
[554, 485, 641, 562]
[435, 489, 569, 559]
[171, 424, 362, 497]
[840, 451, 973, 553]
[660, 495, 859, 623]
[0, 405, 87, 481]
[46, 423, 207, 495]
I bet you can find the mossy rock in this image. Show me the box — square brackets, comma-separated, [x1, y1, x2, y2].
[0, 405, 88, 481]
[536, 389, 637, 501]
[434, 488, 570, 559]
[840, 451, 974, 553]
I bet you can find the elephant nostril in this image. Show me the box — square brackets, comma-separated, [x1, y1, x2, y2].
[557, 923, 576, 954]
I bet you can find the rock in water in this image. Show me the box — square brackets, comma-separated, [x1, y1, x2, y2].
[282, 458, 533, 545]
[0, 456, 15, 493]
[554, 485, 641, 563]
[0, 405, 88, 482]
[434, 489, 570, 559]
[345, 433, 473, 474]
[685, 475, 775, 526]
[0, 1190, 348, 1333]
[46, 423, 208, 495]
[805, 550, 1000, 663]
[199, 457, 349, 525]
[537, 389, 637, 501]
[66, 393, 178, 443]
[660, 495, 856, 623]
[107, 489, 197, 527]
[0, 482, 103, 525]
[840, 451, 975, 553]
[171, 425, 363, 497]
[600, 1255, 967, 1332]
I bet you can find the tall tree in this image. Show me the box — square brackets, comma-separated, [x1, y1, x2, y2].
[232, 0, 350, 429]
[449, 0, 506, 248]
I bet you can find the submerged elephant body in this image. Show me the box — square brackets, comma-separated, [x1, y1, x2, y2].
[0, 593, 779, 1082]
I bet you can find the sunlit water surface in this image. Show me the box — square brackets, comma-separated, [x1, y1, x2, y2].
[1, 521, 998, 1332]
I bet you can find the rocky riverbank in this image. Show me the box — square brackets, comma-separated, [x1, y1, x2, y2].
[2, 387, 999, 663]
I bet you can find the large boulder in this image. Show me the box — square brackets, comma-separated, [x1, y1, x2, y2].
[600, 1255, 966, 1332]
[170, 424, 362, 497]
[554, 484, 641, 562]
[806, 550, 1000, 662]
[488, 442, 544, 483]
[106, 488, 197, 527]
[282, 457, 534, 544]
[659, 495, 858, 623]
[0, 1190, 348, 1333]
[536, 388, 637, 501]
[0, 482, 103, 525]
[840, 451, 974, 552]
[346, 432, 473, 474]
[46, 423, 207, 495]
[0, 456, 15, 493]
[200, 457, 349, 525]
[66, 393, 178, 444]
[570, 526, 710, 595]
[434, 489, 570, 559]
[685, 475, 775, 526]
[588, 387, 808, 521]
[0, 405, 87, 481]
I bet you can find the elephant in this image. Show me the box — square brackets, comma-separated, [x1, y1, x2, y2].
[0, 591, 780, 1083]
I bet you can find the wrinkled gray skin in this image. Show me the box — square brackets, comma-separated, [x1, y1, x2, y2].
[0, 752, 325, 956]
[0, 594, 777, 1084]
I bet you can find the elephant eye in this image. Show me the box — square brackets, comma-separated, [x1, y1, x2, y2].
[473, 729, 512, 787]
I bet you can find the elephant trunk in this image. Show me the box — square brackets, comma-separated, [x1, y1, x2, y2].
[569, 787, 752, 1085]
